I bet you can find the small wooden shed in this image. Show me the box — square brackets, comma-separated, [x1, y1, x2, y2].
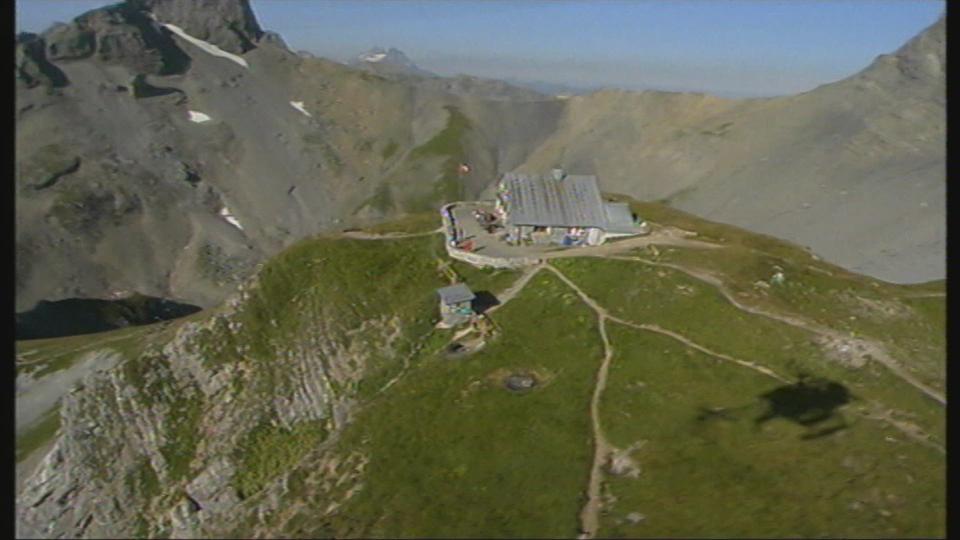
[437, 283, 476, 327]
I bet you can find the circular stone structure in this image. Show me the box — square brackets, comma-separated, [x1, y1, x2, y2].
[504, 373, 537, 392]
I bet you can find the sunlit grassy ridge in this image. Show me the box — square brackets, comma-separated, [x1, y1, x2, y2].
[550, 256, 943, 442]
[16, 323, 158, 378]
[285, 271, 601, 538]
[16, 407, 61, 463]
[15, 201, 945, 538]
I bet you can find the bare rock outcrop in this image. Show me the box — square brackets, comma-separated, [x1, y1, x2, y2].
[16, 33, 70, 89]
[131, 0, 264, 54]
[16, 265, 416, 537]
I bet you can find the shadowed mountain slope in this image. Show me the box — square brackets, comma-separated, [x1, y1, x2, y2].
[518, 15, 944, 283]
[14, 0, 562, 312]
[15, 2, 943, 318]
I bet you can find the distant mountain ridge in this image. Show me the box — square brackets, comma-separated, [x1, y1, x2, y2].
[518, 15, 945, 283]
[14, 0, 944, 324]
[351, 46, 435, 77]
[501, 77, 601, 96]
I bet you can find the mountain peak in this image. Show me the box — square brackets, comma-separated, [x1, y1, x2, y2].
[357, 46, 413, 65]
[126, 0, 264, 54]
[852, 14, 944, 92]
[353, 46, 434, 77]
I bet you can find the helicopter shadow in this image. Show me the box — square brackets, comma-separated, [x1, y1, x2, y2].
[696, 374, 856, 440]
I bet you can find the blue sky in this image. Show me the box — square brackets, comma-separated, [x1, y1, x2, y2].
[16, 0, 944, 97]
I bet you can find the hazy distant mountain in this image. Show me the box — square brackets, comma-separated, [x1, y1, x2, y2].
[502, 77, 601, 96]
[351, 46, 436, 77]
[519, 15, 945, 283]
[348, 47, 552, 101]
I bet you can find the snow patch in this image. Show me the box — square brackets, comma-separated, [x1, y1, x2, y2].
[160, 22, 249, 68]
[188, 110, 212, 123]
[361, 52, 387, 62]
[290, 101, 312, 117]
[219, 206, 244, 231]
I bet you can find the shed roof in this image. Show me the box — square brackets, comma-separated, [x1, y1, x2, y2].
[437, 283, 475, 305]
[603, 202, 637, 233]
[499, 172, 607, 228]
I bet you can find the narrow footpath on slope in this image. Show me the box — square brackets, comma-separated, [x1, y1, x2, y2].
[341, 228, 444, 240]
[545, 264, 792, 539]
[485, 264, 545, 316]
[606, 255, 946, 406]
[545, 259, 945, 538]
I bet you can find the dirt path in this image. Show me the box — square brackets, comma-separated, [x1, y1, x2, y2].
[614, 318, 791, 383]
[547, 264, 787, 539]
[607, 255, 946, 406]
[542, 265, 612, 539]
[341, 228, 443, 240]
[547, 262, 944, 535]
[579, 311, 613, 540]
[544, 226, 721, 261]
[485, 264, 545, 315]
[900, 292, 946, 299]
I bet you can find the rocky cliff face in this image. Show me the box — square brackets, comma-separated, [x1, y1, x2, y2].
[16, 33, 70, 89]
[46, 2, 193, 76]
[14, 0, 563, 315]
[17, 238, 431, 537]
[132, 0, 264, 54]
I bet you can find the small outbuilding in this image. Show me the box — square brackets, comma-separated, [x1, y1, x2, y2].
[437, 283, 476, 327]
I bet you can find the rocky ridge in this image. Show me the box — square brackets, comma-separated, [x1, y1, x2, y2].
[16, 247, 423, 537]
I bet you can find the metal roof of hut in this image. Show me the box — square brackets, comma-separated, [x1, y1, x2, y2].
[437, 283, 476, 305]
[603, 202, 637, 233]
[499, 171, 607, 228]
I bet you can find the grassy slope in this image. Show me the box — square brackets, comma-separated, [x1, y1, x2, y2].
[554, 199, 944, 536]
[16, 323, 161, 378]
[599, 326, 945, 538]
[356, 105, 472, 216]
[15, 203, 945, 537]
[322, 271, 600, 538]
[364, 211, 439, 234]
[550, 257, 944, 445]
[650, 244, 945, 392]
[226, 234, 450, 397]
[620, 197, 944, 384]
[16, 406, 61, 463]
[408, 105, 472, 209]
